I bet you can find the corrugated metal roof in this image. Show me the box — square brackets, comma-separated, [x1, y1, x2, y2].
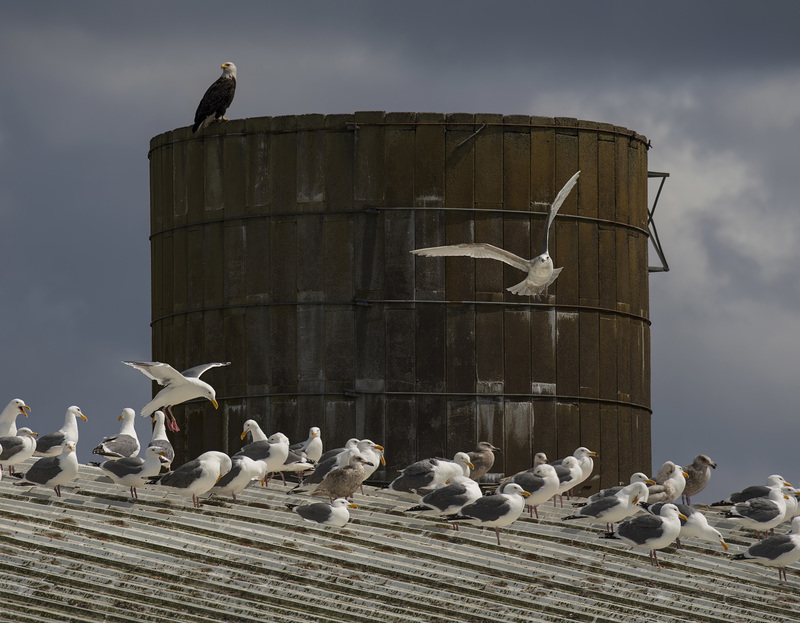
[1, 463, 798, 623]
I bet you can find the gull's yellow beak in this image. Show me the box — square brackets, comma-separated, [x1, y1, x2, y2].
[720, 540, 729, 551]
[678, 513, 688, 521]
[646, 479, 656, 485]
[20, 405, 30, 416]
[79, 413, 88, 422]
[118, 414, 124, 421]
[682, 471, 689, 479]
[348, 503, 358, 509]
[520, 491, 531, 498]
[240, 430, 248, 440]
[212, 399, 219, 409]
[467, 461, 475, 470]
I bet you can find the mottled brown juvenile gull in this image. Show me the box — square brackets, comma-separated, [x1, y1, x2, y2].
[123, 360, 230, 432]
[446, 483, 530, 545]
[210, 455, 267, 501]
[681, 454, 716, 505]
[14, 441, 79, 497]
[0, 399, 30, 437]
[564, 482, 648, 533]
[725, 488, 788, 539]
[289, 439, 360, 492]
[646, 461, 688, 504]
[35, 406, 87, 456]
[388, 452, 474, 494]
[290, 427, 323, 463]
[733, 516, 800, 582]
[147, 410, 174, 471]
[286, 498, 357, 528]
[467, 442, 500, 480]
[100, 446, 166, 499]
[92, 408, 140, 459]
[156, 450, 232, 508]
[648, 502, 728, 551]
[0, 428, 38, 474]
[501, 463, 560, 519]
[606, 502, 686, 568]
[312, 455, 374, 501]
[412, 171, 580, 296]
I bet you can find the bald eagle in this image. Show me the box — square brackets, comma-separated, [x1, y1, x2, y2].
[192, 62, 237, 133]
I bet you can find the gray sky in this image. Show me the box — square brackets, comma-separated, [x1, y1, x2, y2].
[2, 1, 799, 502]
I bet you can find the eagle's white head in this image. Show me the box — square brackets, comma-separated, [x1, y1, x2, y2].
[221, 62, 237, 80]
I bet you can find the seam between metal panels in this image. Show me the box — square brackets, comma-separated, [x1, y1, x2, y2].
[214, 391, 652, 414]
[148, 207, 649, 240]
[150, 300, 651, 326]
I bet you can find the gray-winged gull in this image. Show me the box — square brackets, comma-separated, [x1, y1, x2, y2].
[0, 428, 38, 474]
[501, 463, 560, 518]
[100, 446, 166, 499]
[646, 461, 688, 504]
[714, 475, 792, 506]
[14, 441, 79, 497]
[312, 455, 374, 501]
[564, 481, 648, 532]
[0, 399, 30, 437]
[388, 452, 474, 494]
[92, 408, 140, 459]
[412, 171, 580, 297]
[290, 427, 323, 463]
[405, 475, 483, 519]
[289, 439, 360, 492]
[235, 432, 290, 479]
[583, 472, 655, 505]
[446, 483, 530, 545]
[732, 516, 800, 582]
[156, 450, 232, 508]
[725, 487, 789, 538]
[467, 442, 500, 480]
[147, 410, 174, 471]
[210, 455, 267, 501]
[35, 406, 87, 456]
[606, 502, 686, 568]
[122, 360, 230, 432]
[681, 454, 716, 505]
[552, 456, 584, 506]
[648, 502, 728, 551]
[286, 498, 357, 528]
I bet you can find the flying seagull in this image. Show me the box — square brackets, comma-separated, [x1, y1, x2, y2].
[192, 62, 237, 133]
[411, 170, 580, 296]
[122, 361, 230, 432]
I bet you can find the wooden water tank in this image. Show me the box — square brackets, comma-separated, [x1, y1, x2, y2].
[148, 112, 651, 489]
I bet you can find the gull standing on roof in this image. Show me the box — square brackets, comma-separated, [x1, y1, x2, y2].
[412, 171, 580, 297]
[715, 475, 792, 506]
[286, 498, 357, 528]
[235, 430, 290, 480]
[552, 456, 584, 506]
[0, 399, 30, 437]
[681, 454, 716, 505]
[563, 482, 648, 533]
[14, 441, 79, 497]
[725, 487, 789, 539]
[388, 452, 474, 494]
[583, 472, 655, 505]
[405, 475, 483, 522]
[312, 455, 374, 501]
[35, 406, 87, 456]
[467, 442, 500, 480]
[647, 502, 728, 551]
[210, 455, 268, 501]
[446, 483, 530, 545]
[290, 438, 360, 492]
[290, 427, 323, 463]
[122, 360, 230, 432]
[92, 408, 140, 459]
[0, 428, 38, 475]
[606, 502, 687, 568]
[552, 447, 598, 497]
[156, 450, 232, 508]
[147, 410, 174, 471]
[646, 461, 689, 504]
[99, 446, 166, 499]
[500, 463, 560, 519]
[733, 516, 800, 582]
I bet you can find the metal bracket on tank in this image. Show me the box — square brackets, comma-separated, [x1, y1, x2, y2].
[647, 171, 670, 273]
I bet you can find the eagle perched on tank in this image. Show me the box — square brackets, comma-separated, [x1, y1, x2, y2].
[192, 62, 237, 133]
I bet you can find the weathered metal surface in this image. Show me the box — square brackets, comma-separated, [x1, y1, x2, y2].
[148, 113, 652, 483]
[1, 462, 799, 623]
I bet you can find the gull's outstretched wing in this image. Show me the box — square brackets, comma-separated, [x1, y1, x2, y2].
[541, 170, 580, 255]
[412, 243, 529, 273]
